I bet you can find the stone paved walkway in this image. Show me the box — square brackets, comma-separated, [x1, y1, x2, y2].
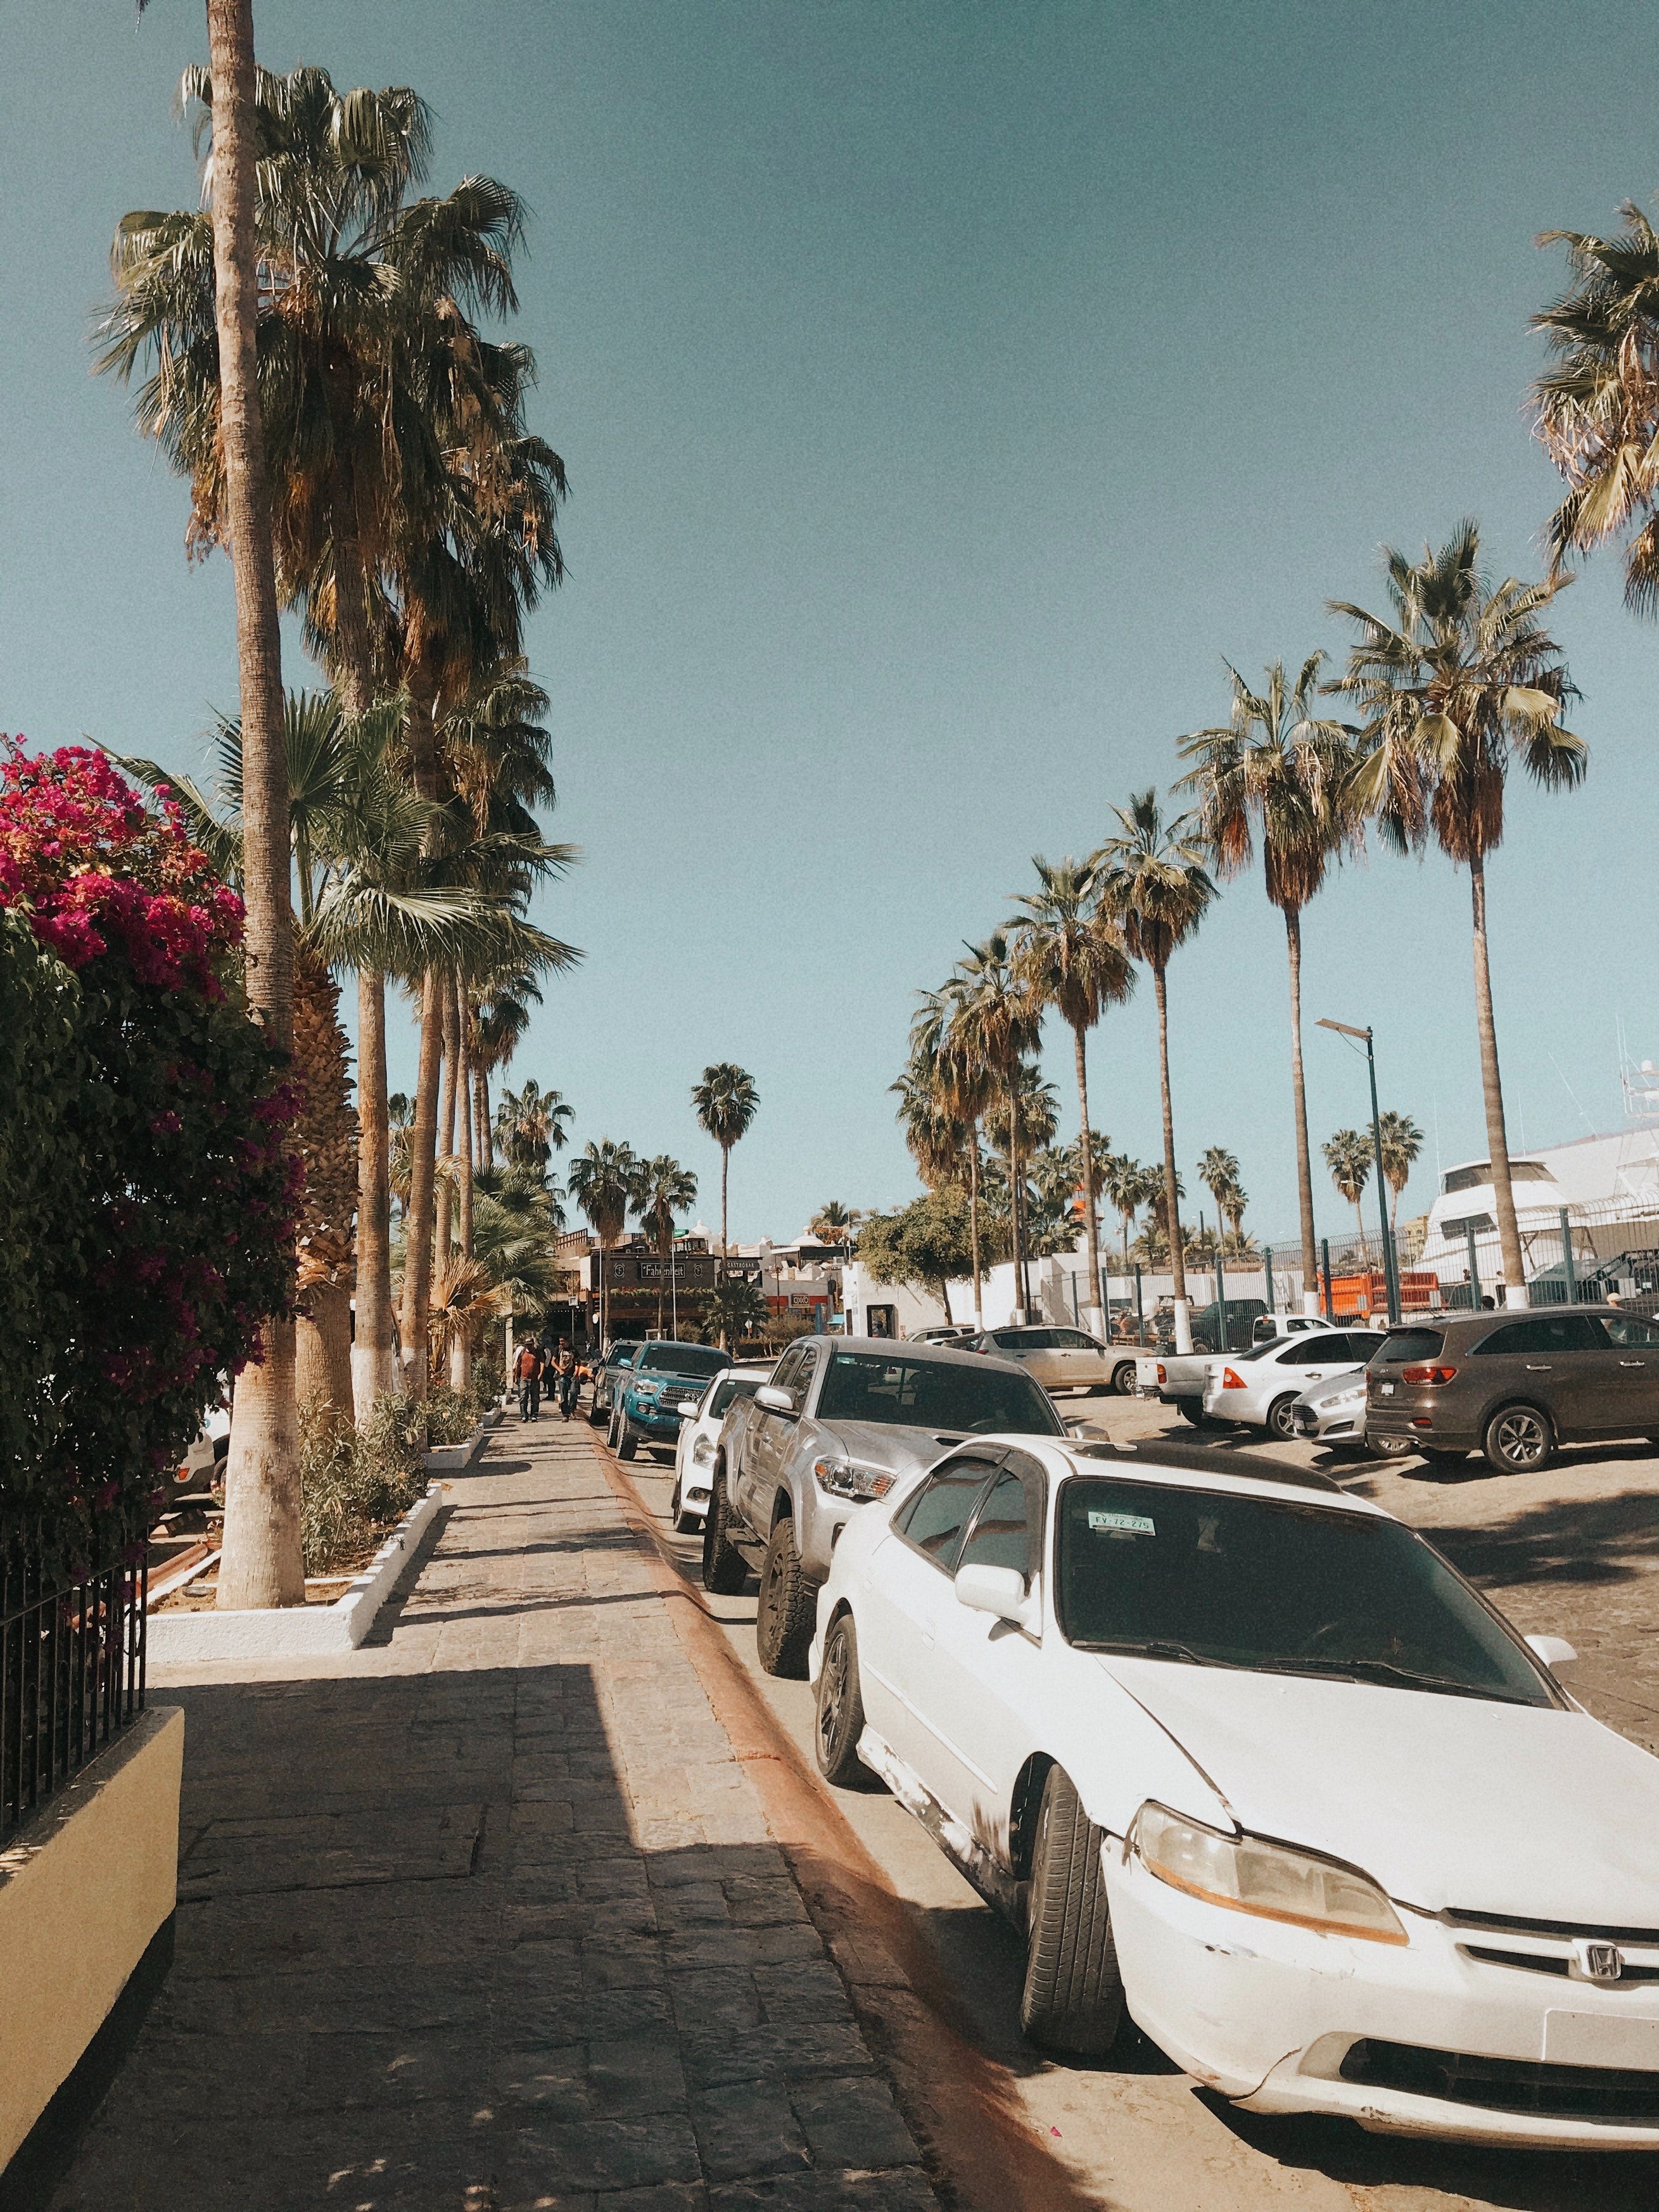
[47, 1420, 938, 2212]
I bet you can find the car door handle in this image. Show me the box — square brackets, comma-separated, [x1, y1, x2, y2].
[1525, 1363, 1552, 1372]
[1620, 1359, 1645, 1368]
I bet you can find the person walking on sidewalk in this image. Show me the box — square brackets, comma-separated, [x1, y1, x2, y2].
[553, 1341, 582, 1420]
[515, 1341, 544, 1422]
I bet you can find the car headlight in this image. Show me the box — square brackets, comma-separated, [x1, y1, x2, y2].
[1131, 1803, 1406, 1946]
[691, 1434, 714, 1465]
[1326, 1383, 1365, 1410]
[812, 1455, 895, 1501]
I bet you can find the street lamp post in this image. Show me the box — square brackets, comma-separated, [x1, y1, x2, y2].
[1316, 1018, 1400, 1326]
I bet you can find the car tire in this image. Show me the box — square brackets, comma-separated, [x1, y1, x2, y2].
[1019, 1765, 1124, 2055]
[606, 1407, 621, 1451]
[587, 1395, 605, 1427]
[756, 1518, 817, 1678]
[814, 1611, 870, 1788]
[701, 1474, 748, 1594]
[1483, 1404, 1554, 1476]
[617, 1421, 637, 1462]
[1111, 1361, 1137, 1397]
[1266, 1394, 1297, 1441]
[1175, 1399, 1211, 1427]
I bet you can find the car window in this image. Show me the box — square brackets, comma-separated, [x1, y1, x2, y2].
[1601, 1312, 1659, 1349]
[1057, 1330, 1097, 1350]
[637, 1344, 729, 1377]
[1280, 1334, 1350, 1363]
[957, 1457, 1045, 1584]
[709, 1376, 761, 1418]
[1473, 1315, 1606, 1357]
[816, 1352, 1064, 1435]
[791, 1348, 820, 1407]
[1376, 1327, 1443, 1363]
[891, 1457, 1001, 1571]
[769, 1345, 806, 1397]
[1340, 1334, 1387, 1362]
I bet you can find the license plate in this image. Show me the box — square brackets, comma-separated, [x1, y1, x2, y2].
[1544, 2010, 1659, 2068]
[1377, 1381, 1395, 1395]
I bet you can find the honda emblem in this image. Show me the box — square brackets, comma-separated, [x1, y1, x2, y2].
[1577, 1940, 1624, 1983]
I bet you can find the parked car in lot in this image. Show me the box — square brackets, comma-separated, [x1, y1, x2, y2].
[965, 1324, 1130, 1396]
[589, 1340, 642, 1425]
[1290, 1368, 1372, 1450]
[912, 1325, 977, 1346]
[1134, 1347, 1229, 1420]
[608, 1340, 731, 1460]
[701, 1335, 1063, 1678]
[669, 1362, 773, 1531]
[1203, 1328, 1388, 1439]
[1365, 1306, 1659, 1474]
[808, 1432, 1659, 2147]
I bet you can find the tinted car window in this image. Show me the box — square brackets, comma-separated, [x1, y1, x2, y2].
[1474, 1315, 1606, 1357]
[1602, 1313, 1659, 1348]
[1341, 1333, 1388, 1362]
[709, 1376, 761, 1418]
[1053, 1479, 1554, 1706]
[637, 1344, 729, 1377]
[817, 1352, 1063, 1435]
[957, 1463, 1043, 1583]
[892, 1458, 999, 1570]
[1376, 1328, 1443, 1363]
[769, 1345, 806, 1398]
[994, 1328, 1054, 1350]
[1056, 1330, 1098, 1350]
[1282, 1334, 1350, 1362]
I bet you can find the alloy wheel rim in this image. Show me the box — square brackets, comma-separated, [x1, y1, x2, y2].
[1498, 1411, 1545, 1463]
[819, 1639, 847, 1755]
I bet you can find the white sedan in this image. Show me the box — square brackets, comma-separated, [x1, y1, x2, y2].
[808, 1434, 1659, 2148]
[1202, 1327, 1387, 1438]
[668, 1362, 772, 1532]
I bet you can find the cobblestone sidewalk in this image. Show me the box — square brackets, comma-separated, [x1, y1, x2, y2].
[46, 1419, 938, 2212]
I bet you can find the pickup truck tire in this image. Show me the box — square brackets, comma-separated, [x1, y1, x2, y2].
[814, 1612, 869, 1787]
[756, 1519, 816, 1678]
[1020, 1764, 1124, 2055]
[1111, 1360, 1137, 1396]
[1175, 1398, 1210, 1426]
[701, 1474, 748, 1594]
[617, 1420, 638, 1461]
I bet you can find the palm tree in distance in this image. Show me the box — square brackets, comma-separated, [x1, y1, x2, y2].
[1329, 523, 1583, 1306]
[1178, 658, 1356, 1314]
[948, 935, 1042, 1321]
[909, 981, 995, 1323]
[809, 1201, 861, 1258]
[568, 1140, 640, 1350]
[495, 1082, 574, 1176]
[1009, 856, 1135, 1337]
[1532, 207, 1659, 611]
[1198, 1146, 1248, 1255]
[1093, 793, 1216, 1352]
[692, 1065, 760, 1277]
[635, 1156, 699, 1336]
[1378, 1110, 1425, 1235]
[1323, 1130, 1374, 1257]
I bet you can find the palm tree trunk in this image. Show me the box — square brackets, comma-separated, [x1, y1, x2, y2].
[297, 1280, 353, 1419]
[1284, 904, 1319, 1314]
[352, 967, 397, 1419]
[207, 0, 301, 1612]
[1153, 965, 1189, 1345]
[1470, 854, 1526, 1304]
[1006, 1066, 1027, 1321]
[398, 969, 445, 1402]
[435, 972, 459, 1272]
[1072, 1019, 1104, 1334]
[475, 1064, 493, 1169]
[720, 1148, 730, 1280]
[968, 1128, 983, 1327]
[448, 1006, 475, 1393]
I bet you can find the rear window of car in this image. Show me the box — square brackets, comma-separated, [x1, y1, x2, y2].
[1375, 1329, 1443, 1363]
[1472, 1315, 1606, 1357]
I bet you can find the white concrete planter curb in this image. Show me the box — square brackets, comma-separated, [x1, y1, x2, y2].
[424, 1422, 489, 1472]
[146, 1481, 445, 1664]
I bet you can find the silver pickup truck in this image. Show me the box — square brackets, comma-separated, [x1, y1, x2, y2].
[701, 1334, 1065, 1678]
[1136, 1314, 1328, 1421]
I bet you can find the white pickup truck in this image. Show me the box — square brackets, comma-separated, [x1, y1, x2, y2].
[1136, 1314, 1327, 1423]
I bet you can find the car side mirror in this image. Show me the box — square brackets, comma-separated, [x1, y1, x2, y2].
[677, 1403, 698, 1421]
[754, 1384, 793, 1414]
[1526, 1633, 1578, 1679]
[954, 1562, 1029, 1624]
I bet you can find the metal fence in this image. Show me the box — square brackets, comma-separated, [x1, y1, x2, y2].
[1, 1540, 146, 1844]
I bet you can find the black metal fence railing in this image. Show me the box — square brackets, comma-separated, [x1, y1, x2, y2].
[1, 1543, 146, 1845]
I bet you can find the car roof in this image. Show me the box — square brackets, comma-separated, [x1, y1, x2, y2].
[957, 1434, 1379, 1513]
[637, 1339, 727, 1353]
[719, 1362, 774, 1380]
[1413, 1306, 1627, 1339]
[809, 1333, 1026, 1373]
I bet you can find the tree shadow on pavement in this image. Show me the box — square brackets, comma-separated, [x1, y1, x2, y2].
[1426, 1491, 1659, 1589]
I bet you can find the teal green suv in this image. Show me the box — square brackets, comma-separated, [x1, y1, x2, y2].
[611, 1340, 731, 1460]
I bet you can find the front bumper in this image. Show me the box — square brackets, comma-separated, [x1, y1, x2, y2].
[624, 1396, 702, 1437]
[1291, 1407, 1364, 1441]
[1107, 1845, 1659, 2148]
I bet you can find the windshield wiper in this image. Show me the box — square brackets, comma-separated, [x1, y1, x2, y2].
[1075, 1638, 1220, 1667]
[1250, 1656, 1508, 1701]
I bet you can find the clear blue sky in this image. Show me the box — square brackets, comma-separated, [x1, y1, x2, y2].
[5, 1, 1658, 1245]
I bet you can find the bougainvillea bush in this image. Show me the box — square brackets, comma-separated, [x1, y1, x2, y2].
[0, 743, 298, 1578]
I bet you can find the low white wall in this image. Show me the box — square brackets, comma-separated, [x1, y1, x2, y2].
[0, 1706, 184, 2168]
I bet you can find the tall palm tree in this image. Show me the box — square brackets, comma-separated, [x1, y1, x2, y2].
[1323, 1130, 1374, 1256]
[1378, 1109, 1425, 1234]
[495, 1081, 574, 1175]
[809, 1201, 861, 1257]
[1101, 1153, 1143, 1281]
[472, 972, 541, 1163]
[1330, 524, 1583, 1304]
[947, 935, 1042, 1321]
[1009, 856, 1135, 1335]
[692, 1065, 759, 1275]
[1531, 207, 1659, 612]
[635, 1156, 699, 1335]
[908, 983, 995, 1324]
[1198, 1146, 1243, 1244]
[1177, 658, 1356, 1311]
[1093, 793, 1216, 1350]
[568, 1139, 641, 1348]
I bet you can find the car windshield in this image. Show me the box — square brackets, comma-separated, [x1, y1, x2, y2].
[817, 1352, 1063, 1436]
[638, 1344, 729, 1377]
[709, 1376, 763, 1417]
[1054, 1478, 1555, 1706]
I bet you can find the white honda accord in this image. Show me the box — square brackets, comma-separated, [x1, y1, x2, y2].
[808, 1435, 1659, 2148]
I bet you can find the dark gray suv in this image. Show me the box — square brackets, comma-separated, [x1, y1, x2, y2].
[1365, 1306, 1659, 1473]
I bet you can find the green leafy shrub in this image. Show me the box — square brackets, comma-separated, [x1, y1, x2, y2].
[424, 1383, 488, 1446]
[298, 1392, 426, 1575]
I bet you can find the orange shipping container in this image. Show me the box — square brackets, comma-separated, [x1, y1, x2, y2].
[1328, 1269, 1437, 1318]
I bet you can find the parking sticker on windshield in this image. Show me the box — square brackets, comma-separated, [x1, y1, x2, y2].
[1088, 1510, 1155, 1537]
